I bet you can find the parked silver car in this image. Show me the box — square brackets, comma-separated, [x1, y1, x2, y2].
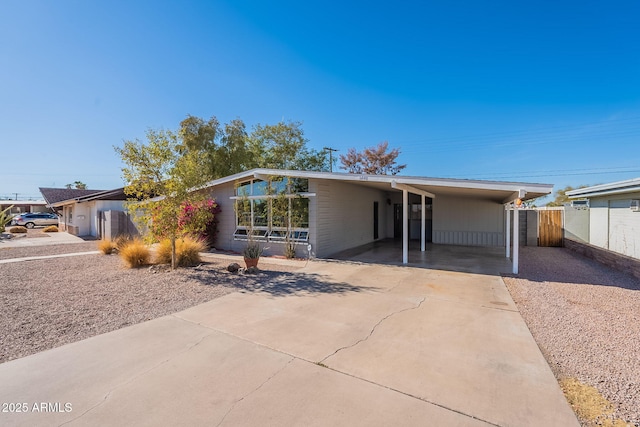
[11, 212, 59, 228]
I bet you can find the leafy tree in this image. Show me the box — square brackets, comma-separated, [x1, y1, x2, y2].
[340, 141, 406, 175]
[177, 116, 327, 178]
[114, 128, 214, 269]
[65, 181, 88, 189]
[546, 185, 588, 207]
[219, 118, 252, 176]
[249, 121, 327, 171]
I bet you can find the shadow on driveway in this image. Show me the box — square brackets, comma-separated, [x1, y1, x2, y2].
[184, 265, 373, 297]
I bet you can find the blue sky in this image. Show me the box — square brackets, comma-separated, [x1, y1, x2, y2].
[2, 0, 639, 203]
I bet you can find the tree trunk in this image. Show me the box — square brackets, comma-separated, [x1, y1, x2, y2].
[171, 237, 177, 270]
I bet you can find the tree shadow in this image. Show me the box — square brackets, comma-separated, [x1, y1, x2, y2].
[183, 262, 373, 297]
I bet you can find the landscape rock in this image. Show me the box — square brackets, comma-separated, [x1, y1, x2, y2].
[227, 262, 241, 273]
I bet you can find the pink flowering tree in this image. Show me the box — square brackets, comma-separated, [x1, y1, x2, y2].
[178, 198, 221, 246]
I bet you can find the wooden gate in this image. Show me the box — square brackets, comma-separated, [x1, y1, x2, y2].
[538, 209, 563, 247]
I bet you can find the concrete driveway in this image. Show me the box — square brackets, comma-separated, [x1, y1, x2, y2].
[0, 259, 578, 426]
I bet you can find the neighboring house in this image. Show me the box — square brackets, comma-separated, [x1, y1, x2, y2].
[201, 169, 552, 273]
[0, 200, 49, 216]
[39, 187, 136, 239]
[567, 178, 640, 260]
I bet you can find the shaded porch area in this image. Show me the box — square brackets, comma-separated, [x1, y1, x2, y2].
[327, 239, 513, 276]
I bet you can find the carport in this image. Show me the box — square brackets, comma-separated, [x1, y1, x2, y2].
[311, 173, 552, 274]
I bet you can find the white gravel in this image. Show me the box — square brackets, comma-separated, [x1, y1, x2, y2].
[0, 243, 302, 364]
[503, 246, 640, 427]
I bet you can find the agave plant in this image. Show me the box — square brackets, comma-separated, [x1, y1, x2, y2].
[243, 242, 263, 259]
[0, 205, 14, 232]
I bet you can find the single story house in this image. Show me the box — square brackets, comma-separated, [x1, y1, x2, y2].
[39, 187, 136, 239]
[567, 178, 640, 260]
[0, 199, 49, 216]
[201, 169, 553, 273]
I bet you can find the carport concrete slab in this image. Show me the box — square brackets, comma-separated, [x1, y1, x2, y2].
[328, 239, 513, 276]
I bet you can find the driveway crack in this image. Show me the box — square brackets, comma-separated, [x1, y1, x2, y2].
[57, 332, 213, 426]
[216, 357, 294, 427]
[319, 297, 426, 364]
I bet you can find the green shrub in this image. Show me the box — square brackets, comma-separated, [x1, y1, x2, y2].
[155, 237, 205, 267]
[98, 239, 115, 255]
[9, 226, 27, 233]
[119, 239, 150, 268]
[43, 225, 59, 232]
[284, 243, 296, 259]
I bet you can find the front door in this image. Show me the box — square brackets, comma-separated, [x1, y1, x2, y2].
[373, 201, 379, 240]
[394, 204, 402, 239]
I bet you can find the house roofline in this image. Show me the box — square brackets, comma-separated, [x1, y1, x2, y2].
[197, 168, 553, 199]
[566, 177, 640, 199]
[48, 187, 126, 207]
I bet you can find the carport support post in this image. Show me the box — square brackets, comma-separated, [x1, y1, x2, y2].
[505, 206, 511, 258]
[513, 204, 519, 275]
[421, 195, 426, 252]
[403, 189, 408, 264]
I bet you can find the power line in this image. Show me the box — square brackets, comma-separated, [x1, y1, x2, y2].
[395, 115, 640, 146]
[392, 116, 640, 154]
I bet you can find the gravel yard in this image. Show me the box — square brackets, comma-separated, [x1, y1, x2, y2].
[0, 242, 302, 364]
[504, 247, 640, 426]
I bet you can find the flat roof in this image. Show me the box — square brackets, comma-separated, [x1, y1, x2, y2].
[566, 177, 640, 199]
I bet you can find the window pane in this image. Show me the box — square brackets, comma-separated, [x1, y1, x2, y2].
[270, 177, 287, 195]
[252, 180, 269, 196]
[236, 200, 251, 226]
[290, 178, 309, 193]
[253, 199, 268, 227]
[236, 181, 251, 197]
[271, 196, 289, 228]
[291, 198, 309, 228]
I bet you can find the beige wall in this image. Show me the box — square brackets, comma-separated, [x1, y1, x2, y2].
[313, 179, 388, 257]
[432, 195, 505, 246]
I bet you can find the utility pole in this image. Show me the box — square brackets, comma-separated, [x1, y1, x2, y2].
[323, 147, 338, 172]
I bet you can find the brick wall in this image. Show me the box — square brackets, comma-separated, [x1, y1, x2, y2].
[564, 238, 640, 280]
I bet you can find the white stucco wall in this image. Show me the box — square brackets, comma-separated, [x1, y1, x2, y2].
[588, 192, 640, 259]
[589, 199, 609, 249]
[63, 202, 92, 236]
[432, 195, 505, 246]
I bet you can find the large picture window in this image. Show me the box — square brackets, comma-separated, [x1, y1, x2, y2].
[233, 177, 312, 242]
